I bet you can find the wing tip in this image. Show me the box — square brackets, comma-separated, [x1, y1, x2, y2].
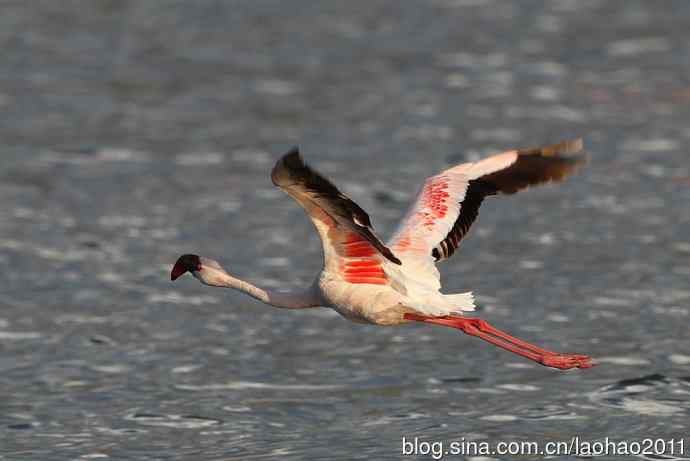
[557, 137, 583, 154]
[271, 146, 302, 186]
[517, 137, 588, 174]
[521, 137, 585, 158]
[556, 137, 588, 168]
[285, 145, 300, 157]
[387, 251, 402, 265]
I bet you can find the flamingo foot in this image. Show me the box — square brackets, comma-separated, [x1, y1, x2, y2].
[539, 353, 593, 370]
[404, 313, 593, 371]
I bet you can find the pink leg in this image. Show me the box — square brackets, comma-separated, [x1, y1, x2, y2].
[404, 313, 593, 370]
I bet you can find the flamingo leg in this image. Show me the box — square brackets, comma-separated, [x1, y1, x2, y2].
[404, 313, 593, 370]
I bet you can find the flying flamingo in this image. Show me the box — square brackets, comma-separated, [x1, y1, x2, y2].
[172, 139, 592, 370]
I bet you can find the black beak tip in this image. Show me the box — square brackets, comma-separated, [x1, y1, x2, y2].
[171, 260, 187, 281]
[171, 254, 201, 281]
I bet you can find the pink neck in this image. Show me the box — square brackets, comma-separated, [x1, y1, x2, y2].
[197, 267, 320, 309]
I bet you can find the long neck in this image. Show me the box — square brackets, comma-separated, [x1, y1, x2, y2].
[196, 267, 320, 309]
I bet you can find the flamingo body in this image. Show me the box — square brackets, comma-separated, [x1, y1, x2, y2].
[172, 139, 593, 369]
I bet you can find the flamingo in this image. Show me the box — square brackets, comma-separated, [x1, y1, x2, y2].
[172, 139, 592, 370]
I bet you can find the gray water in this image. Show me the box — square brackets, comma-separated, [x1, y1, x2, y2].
[1, 1, 690, 460]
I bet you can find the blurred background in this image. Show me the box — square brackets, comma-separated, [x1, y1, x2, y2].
[1, 1, 689, 459]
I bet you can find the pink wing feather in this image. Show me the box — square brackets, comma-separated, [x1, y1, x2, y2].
[388, 139, 585, 285]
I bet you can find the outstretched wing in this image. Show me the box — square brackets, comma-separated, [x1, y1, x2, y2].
[388, 139, 585, 285]
[272, 148, 401, 284]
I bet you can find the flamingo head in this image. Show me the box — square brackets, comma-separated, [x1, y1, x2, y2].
[171, 254, 202, 281]
[171, 255, 229, 286]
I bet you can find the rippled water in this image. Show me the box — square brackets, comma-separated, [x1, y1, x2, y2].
[2, 1, 690, 460]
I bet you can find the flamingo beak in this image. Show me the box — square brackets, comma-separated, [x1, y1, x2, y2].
[171, 254, 203, 281]
[171, 260, 188, 281]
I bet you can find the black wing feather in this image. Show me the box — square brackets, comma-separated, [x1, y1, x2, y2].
[432, 139, 585, 261]
[272, 147, 401, 265]
[432, 180, 497, 261]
